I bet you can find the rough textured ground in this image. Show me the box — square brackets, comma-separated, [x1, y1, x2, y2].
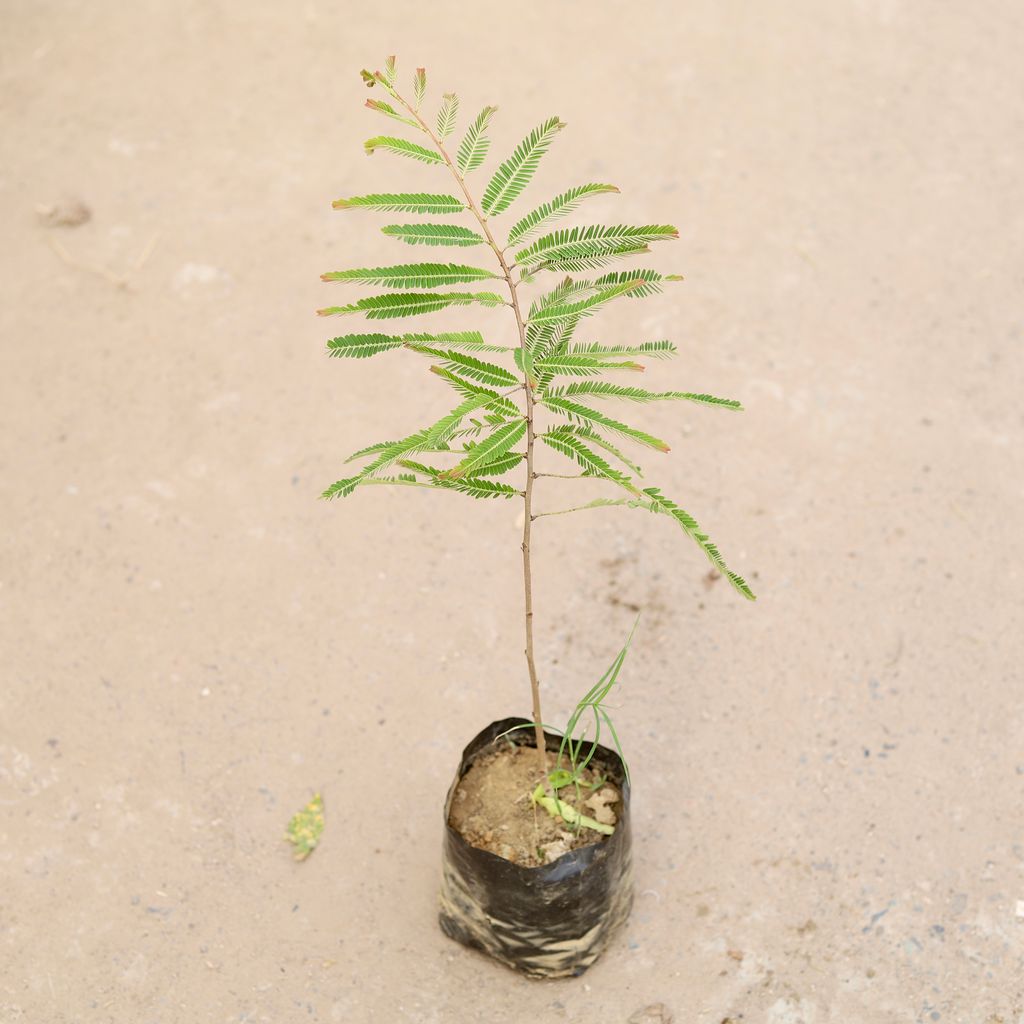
[2, 2, 1023, 1022]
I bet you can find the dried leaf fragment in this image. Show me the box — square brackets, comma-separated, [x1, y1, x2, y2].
[285, 793, 324, 861]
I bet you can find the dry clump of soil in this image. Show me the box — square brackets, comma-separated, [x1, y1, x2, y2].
[448, 743, 621, 867]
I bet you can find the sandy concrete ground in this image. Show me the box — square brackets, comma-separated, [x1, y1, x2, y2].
[2, 2, 1023, 1021]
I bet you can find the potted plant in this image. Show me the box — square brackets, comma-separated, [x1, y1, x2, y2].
[318, 56, 755, 978]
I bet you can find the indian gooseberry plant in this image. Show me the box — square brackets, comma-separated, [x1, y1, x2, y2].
[320, 56, 756, 768]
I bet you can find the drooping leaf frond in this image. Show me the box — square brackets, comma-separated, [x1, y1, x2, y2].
[481, 116, 566, 216]
[544, 382, 743, 409]
[441, 420, 527, 479]
[321, 263, 499, 288]
[318, 292, 505, 320]
[506, 184, 619, 247]
[541, 396, 670, 452]
[364, 136, 443, 164]
[569, 340, 678, 360]
[434, 351, 520, 388]
[436, 92, 459, 140]
[365, 98, 420, 129]
[413, 67, 427, 110]
[533, 353, 644, 377]
[381, 223, 485, 247]
[527, 280, 643, 325]
[456, 106, 497, 174]
[326, 334, 407, 359]
[515, 224, 678, 269]
[539, 428, 640, 495]
[332, 193, 464, 214]
[591, 269, 683, 298]
[639, 488, 756, 600]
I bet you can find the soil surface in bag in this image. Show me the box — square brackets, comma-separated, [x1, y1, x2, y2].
[448, 744, 622, 867]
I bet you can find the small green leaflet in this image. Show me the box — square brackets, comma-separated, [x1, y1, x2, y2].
[481, 116, 566, 216]
[456, 106, 497, 174]
[441, 420, 527, 479]
[364, 136, 442, 164]
[332, 193, 464, 214]
[436, 92, 459, 140]
[318, 292, 504, 320]
[285, 793, 324, 862]
[506, 184, 620, 247]
[382, 223, 485, 247]
[321, 263, 499, 288]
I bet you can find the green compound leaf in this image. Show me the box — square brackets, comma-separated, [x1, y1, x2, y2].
[332, 193, 465, 214]
[482, 115, 566, 216]
[413, 67, 427, 110]
[541, 395, 671, 452]
[568, 340, 678, 360]
[364, 98, 420, 129]
[321, 263, 500, 288]
[527, 280, 643, 325]
[364, 136, 442, 164]
[318, 292, 504, 320]
[591, 268, 683, 298]
[515, 224, 678, 269]
[640, 487, 757, 601]
[436, 92, 459, 141]
[506, 183, 619, 247]
[441, 420, 527, 479]
[285, 793, 324, 862]
[381, 223, 486, 247]
[456, 105, 498, 174]
[544, 381, 743, 409]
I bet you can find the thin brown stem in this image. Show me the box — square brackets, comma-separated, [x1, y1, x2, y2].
[392, 88, 546, 765]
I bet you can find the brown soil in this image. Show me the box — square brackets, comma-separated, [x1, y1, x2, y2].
[448, 743, 622, 867]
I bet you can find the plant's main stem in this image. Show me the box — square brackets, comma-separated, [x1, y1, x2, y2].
[395, 91, 546, 767]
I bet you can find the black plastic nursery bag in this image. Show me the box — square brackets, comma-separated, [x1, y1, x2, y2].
[438, 717, 633, 978]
